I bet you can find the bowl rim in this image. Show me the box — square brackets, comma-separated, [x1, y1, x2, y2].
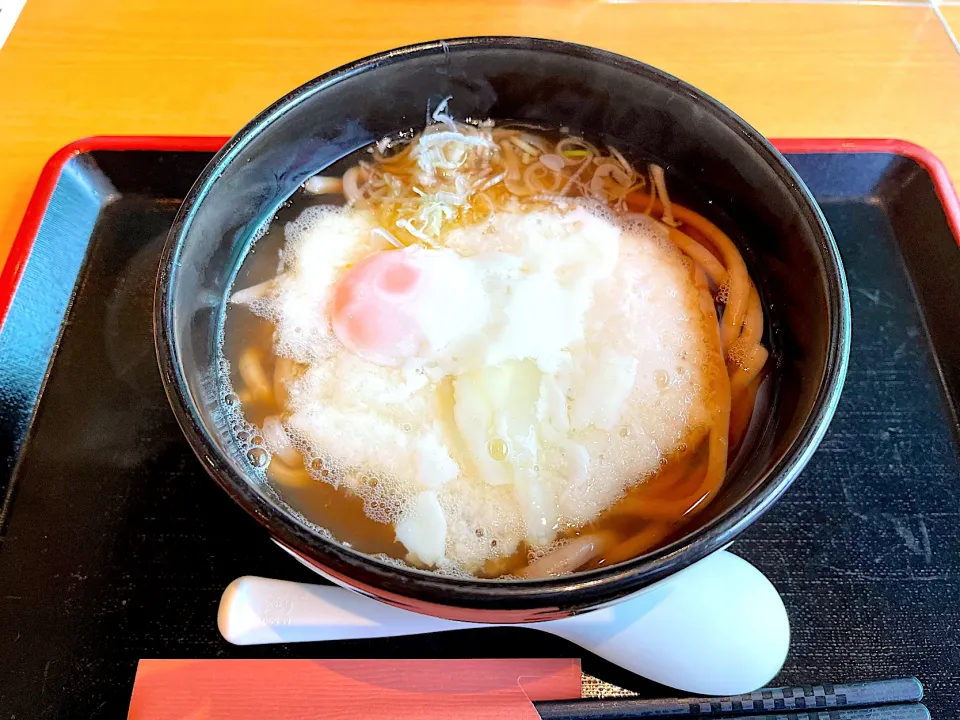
[155, 35, 851, 613]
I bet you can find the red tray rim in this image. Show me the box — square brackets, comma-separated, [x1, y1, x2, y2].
[3, 136, 959, 328]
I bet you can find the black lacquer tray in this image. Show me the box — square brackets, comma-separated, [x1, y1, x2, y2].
[0, 137, 958, 718]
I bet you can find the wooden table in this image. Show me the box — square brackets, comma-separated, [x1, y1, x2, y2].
[1, 0, 959, 267]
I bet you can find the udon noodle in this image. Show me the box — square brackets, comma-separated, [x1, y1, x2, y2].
[224, 101, 768, 579]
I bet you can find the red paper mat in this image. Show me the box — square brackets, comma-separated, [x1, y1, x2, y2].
[128, 658, 581, 719]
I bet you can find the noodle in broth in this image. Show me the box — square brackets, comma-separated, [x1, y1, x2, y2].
[222, 108, 769, 579]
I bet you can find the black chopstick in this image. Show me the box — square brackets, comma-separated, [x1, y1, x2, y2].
[534, 707, 929, 720]
[533, 678, 924, 720]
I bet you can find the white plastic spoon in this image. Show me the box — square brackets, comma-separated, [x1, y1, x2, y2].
[218, 550, 789, 695]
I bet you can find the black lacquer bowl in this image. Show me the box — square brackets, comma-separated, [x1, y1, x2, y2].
[155, 37, 850, 622]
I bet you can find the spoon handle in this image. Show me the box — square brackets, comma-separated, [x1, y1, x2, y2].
[219, 575, 474, 644]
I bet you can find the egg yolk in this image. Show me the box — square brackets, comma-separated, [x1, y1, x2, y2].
[331, 250, 426, 365]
